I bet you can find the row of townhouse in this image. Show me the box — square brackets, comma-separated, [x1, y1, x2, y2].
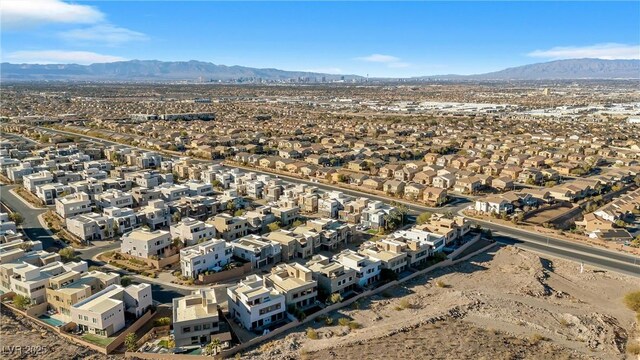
[575, 187, 640, 241]
[474, 171, 640, 216]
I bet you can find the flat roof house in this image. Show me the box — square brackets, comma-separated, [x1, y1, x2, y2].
[265, 263, 317, 310]
[121, 229, 171, 259]
[227, 275, 286, 331]
[171, 217, 216, 247]
[334, 249, 381, 287]
[307, 254, 357, 297]
[71, 284, 126, 337]
[55, 192, 92, 218]
[172, 289, 223, 347]
[180, 238, 232, 279]
[212, 214, 249, 241]
[71, 283, 152, 337]
[231, 235, 282, 269]
[46, 270, 120, 321]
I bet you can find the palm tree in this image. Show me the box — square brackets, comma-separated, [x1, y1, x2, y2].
[205, 338, 222, 356]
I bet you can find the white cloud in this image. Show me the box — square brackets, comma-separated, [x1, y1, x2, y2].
[528, 43, 640, 60]
[59, 25, 148, 46]
[1, 0, 104, 29]
[356, 54, 401, 63]
[356, 54, 411, 69]
[304, 67, 343, 74]
[4, 50, 126, 65]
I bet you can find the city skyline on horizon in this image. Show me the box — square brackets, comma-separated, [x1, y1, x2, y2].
[1, 1, 639, 77]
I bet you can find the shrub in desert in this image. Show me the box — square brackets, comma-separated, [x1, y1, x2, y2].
[399, 298, 413, 309]
[435, 280, 448, 288]
[528, 333, 546, 345]
[627, 342, 640, 355]
[348, 321, 361, 330]
[306, 327, 319, 340]
[623, 291, 640, 312]
[338, 318, 351, 326]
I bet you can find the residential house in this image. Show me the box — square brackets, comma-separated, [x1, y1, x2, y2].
[227, 275, 287, 331]
[180, 239, 232, 279]
[265, 263, 318, 310]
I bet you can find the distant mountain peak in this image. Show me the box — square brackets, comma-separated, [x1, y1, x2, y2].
[422, 59, 640, 80]
[1, 58, 638, 81]
[0, 60, 359, 82]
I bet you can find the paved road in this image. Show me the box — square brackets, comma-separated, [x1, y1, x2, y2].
[493, 234, 640, 277]
[35, 127, 640, 277]
[0, 184, 59, 250]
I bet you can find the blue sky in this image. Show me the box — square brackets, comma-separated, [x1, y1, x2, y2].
[2, 1, 639, 77]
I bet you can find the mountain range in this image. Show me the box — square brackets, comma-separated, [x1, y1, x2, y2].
[1, 58, 638, 82]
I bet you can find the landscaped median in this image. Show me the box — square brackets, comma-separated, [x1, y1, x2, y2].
[42, 210, 86, 248]
[98, 250, 161, 278]
[11, 186, 46, 208]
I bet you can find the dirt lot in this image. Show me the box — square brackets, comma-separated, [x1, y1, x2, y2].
[241, 245, 639, 360]
[0, 305, 118, 360]
[525, 204, 577, 225]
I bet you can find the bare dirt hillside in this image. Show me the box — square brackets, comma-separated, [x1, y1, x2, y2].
[242, 245, 639, 360]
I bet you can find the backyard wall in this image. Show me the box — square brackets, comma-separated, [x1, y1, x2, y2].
[105, 309, 156, 354]
[135, 325, 170, 348]
[197, 262, 252, 284]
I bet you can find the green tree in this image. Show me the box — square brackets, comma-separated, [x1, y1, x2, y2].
[13, 294, 30, 310]
[267, 222, 281, 232]
[172, 211, 182, 224]
[125, 333, 138, 351]
[211, 180, 223, 190]
[226, 200, 237, 213]
[59, 247, 76, 261]
[121, 276, 133, 287]
[8, 212, 24, 225]
[416, 212, 432, 225]
[291, 220, 304, 228]
[383, 210, 403, 232]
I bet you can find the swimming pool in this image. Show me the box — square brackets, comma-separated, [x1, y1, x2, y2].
[38, 314, 65, 327]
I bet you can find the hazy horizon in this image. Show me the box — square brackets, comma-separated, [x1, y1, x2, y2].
[1, 1, 639, 77]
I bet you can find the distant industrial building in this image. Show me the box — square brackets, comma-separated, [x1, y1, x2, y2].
[160, 112, 215, 121]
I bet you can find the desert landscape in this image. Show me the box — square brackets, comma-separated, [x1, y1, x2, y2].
[242, 245, 639, 360]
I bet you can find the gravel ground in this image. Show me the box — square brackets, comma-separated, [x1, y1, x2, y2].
[241, 245, 639, 360]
